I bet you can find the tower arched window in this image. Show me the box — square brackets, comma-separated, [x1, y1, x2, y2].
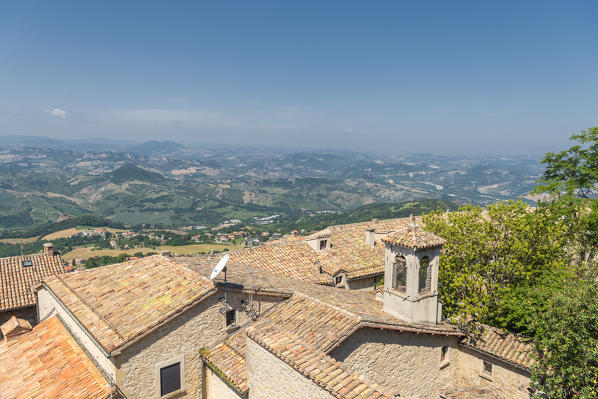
[393, 255, 407, 292]
[419, 256, 432, 294]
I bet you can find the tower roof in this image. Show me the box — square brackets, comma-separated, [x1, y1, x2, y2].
[381, 215, 445, 250]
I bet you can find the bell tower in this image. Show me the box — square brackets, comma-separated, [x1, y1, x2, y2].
[381, 216, 445, 324]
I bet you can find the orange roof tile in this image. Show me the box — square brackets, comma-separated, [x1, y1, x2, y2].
[382, 215, 445, 250]
[459, 325, 534, 370]
[42, 255, 216, 354]
[246, 323, 397, 399]
[230, 217, 417, 284]
[0, 252, 66, 312]
[0, 315, 111, 399]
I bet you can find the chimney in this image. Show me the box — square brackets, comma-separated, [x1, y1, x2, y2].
[1, 316, 32, 343]
[43, 242, 54, 256]
[365, 228, 376, 247]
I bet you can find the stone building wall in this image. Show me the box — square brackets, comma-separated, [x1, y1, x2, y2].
[346, 276, 378, 291]
[451, 346, 531, 399]
[204, 367, 244, 399]
[113, 294, 223, 399]
[37, 287, 116, 380]
[246, 338, 336, 399]
[330, 327, 458, 398]
[113, 291, 284, 399]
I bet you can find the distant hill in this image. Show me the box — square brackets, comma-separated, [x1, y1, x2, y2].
[125, 140, 185, 155]
[109, 164, 165, 183]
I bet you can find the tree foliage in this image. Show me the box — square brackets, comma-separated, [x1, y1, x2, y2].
[530, 280, 598, 399]
[535, 126, 598, 198]
[423, 200, 570, 331]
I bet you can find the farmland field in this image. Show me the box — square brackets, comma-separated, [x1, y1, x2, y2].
[157, 244, 240, 255]
[42, 227, 83, 240]
[62, 247, 157, 261]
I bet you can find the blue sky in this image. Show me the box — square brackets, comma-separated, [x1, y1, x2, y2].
[1, 1, 597, 155]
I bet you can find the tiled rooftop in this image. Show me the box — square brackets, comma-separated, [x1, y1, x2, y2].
[0, 315, 112, 399]
[381, 215, 445, 250]
[460, 325, 534, 370]
[199, 262, 461, 395]
[0, 252, 66, 312]
[42, 255, 216, 354]
[246, 323, 397, 399]
[230, 217, 418, 284]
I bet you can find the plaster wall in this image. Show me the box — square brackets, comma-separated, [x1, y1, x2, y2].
[346, 276, 378, 291]
[205, 367, 244, 399]
[330, 327, 457, 398]
[246, 338, 336, 399]
[36, 287, 116, 380]
[452, 346, 531, 399]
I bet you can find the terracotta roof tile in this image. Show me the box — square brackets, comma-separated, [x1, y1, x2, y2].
[459, 325, 534, 370]
[230, 217, 417, 284]
[246, 324, 397, 399]
[381, 215, 445, 250]
[0, 315, 111, 399]
[42, 255, 216, 353]
[0, 253, 66, 312]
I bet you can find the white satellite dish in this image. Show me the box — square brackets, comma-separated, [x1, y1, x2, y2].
[210, 253, 230, 280]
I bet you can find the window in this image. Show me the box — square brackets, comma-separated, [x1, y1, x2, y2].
[393, 255, 407, 292]
[159, 362, 181, 396]
[418, 256, 431, 293]
[335, 275, 343, 285]
[225, 309, 236, 327]
[319, 239, 328, 250]
[22, 260, 33, 267]
[482, 360, 493, 376]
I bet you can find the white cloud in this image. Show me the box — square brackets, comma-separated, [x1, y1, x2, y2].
[44, 108, 68, 118]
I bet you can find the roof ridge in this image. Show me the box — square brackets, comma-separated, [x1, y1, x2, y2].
[54, 273, 126, 342]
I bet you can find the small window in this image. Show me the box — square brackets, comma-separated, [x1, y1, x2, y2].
[22, 260, 33, 267]
[159, 362, 181, 396]
[335, 275, 343, 285]
[393, 255, 407, 291]
[483, 360, 493, 376]
[419, 256, 431, 293]
[440, 345, 449, 362]
[225, 309, 236, 327]
[319, 239, 328, 250]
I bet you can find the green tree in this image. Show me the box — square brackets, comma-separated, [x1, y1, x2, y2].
[535, 126, 598, 198]
[423, 200, 570, 331]
[530, 280, 598, 399]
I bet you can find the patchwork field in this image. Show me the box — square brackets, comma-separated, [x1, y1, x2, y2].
[0, 236, 39, 244]
[157, 244, 240, 255]
[42, 227, 83, 240]
[62, 247, 157, 261]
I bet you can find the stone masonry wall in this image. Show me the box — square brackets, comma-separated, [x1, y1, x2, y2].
[330, 327, 458, 398]
[114, 294, 223, 399]
[346, 276, 377, 291]
[205, 367, 244, 399]
[246, 338, 336, 399]
[451, 346, 531, 399]
[113, 291, 284, 399]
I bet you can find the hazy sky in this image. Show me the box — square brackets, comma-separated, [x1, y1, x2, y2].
[1, 1, 597, 155]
